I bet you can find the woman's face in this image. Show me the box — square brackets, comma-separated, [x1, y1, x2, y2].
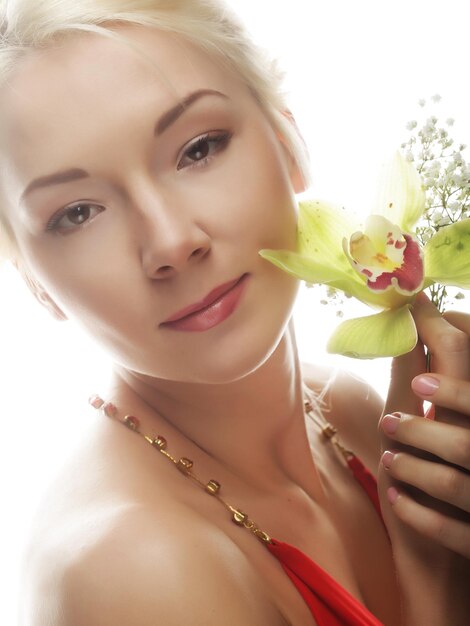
[0, 26, 301, 383]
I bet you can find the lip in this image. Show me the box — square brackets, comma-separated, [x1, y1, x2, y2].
[160, 273, 249, 332]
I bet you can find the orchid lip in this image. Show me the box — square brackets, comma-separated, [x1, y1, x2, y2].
[161, 274, 248, 324]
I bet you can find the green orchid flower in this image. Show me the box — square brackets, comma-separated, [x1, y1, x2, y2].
[260, 152, 470, 358]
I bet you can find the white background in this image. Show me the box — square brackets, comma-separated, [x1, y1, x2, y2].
[1, 1, 469, 623]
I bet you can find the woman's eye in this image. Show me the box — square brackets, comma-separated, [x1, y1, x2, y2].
[177, 131, 231, 170]
[46, 203, 104, 233]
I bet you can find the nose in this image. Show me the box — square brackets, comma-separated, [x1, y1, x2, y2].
[139, 204, 211, 280]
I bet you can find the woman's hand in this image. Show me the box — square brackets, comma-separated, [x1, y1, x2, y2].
[378, 294, 470, 624]
[379, 295, 470, 556]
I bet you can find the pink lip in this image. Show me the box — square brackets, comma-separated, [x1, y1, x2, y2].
[161, 273, 249, 332]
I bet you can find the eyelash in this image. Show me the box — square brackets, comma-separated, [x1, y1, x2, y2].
[45, 130, 232, 232]
[46, 202, 104, 233]
[177, 131, 232, 170]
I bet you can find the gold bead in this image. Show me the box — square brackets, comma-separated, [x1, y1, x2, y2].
[322, 423, 338, 439]
[232, 510, 248, 525]
[123, 415, 140, 431]
[254, 529, 272, 544]
[177, 457, 194, 475]
[103, 402, 117, 417]
[89, 395, 104, 409]
[152, 436, 167, 450]
[205, 480, 221, 495]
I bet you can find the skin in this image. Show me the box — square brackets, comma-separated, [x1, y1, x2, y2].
[378, 295, 470, 625]
[0, 25, 468, 626]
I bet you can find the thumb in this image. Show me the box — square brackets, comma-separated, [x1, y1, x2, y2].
[383, 341, 426, 418]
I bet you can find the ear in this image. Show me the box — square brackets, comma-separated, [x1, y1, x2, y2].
[14, 259, 68, 321]
[278, 109, 309, 194]
[289, 156, 308, 195]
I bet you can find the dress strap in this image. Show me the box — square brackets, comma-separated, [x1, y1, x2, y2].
[267, 540, 385, 626]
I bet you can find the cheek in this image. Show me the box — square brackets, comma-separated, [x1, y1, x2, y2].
[177, 126, 298, 250]
[228, 150, 297, 250]
[18, 230, 143, 331]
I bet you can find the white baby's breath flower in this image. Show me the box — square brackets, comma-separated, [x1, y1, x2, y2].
[426, 160, 440, 173]
[422, 122, 435, 139]
[448, 201, 461, 214]
[401, 96, 469, 313]
[421, 227, 434, 243]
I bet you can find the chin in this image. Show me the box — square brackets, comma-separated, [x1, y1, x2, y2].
[117, 273, 300, 385]
[161, 283, 299, 384]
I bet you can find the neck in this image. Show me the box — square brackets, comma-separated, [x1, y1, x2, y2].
[110, 320, 321, 497]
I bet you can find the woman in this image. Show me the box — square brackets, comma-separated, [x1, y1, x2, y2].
[0, 1, 468, 624]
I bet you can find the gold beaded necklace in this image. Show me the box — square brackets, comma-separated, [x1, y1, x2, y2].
[88, 393, 385, 626]
[88, 391, 355, 545]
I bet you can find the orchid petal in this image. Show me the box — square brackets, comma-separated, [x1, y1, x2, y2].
[260, 200, 366, 287]
[258, 249, 349, 284]
[326, 306, 417, 358]
[296, 200, 360, 268]
[424, 218, 470, 288]
[375, 152, 426, 231]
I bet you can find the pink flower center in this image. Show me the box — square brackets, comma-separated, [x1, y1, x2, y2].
[344, 215, 424, 296]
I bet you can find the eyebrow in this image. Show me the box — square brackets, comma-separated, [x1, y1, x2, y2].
[154, 88, 229, 135]
[21, 168, 90, 201]
[20, 88, 229, 201]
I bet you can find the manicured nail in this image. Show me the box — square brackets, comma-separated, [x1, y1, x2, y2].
[412, 375, 440, 396]
[387, 486, 400, 505]
[381, 413, 401, 435]
[381, 450, 395, 469]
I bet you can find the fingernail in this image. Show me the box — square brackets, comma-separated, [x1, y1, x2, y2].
[387, 486, 400, 505]
[412, 375, 440, 396]
[381, 450, 395, 469]
[381, 412, 401, 435]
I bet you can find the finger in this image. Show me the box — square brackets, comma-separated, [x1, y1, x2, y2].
[380, 412, 470, 471]
[412, 293, 470, 379]
[381, 450, 470, 513]
[383, 341, 426, 419]
[386, 486, 470, 557]
[411, 373, 470, 426]
[443, 311, 470, 335]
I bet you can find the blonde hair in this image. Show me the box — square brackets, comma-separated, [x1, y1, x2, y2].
[0, 0, 311, 261]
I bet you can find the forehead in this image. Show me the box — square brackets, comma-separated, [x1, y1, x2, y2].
[0, 26, 247, 196]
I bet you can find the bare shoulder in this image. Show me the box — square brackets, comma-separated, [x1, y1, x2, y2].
[20, 462, 285, 626]
[301, 362, 384, 471]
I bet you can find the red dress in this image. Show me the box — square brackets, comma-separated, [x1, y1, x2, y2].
[266, 455, 385, 626]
